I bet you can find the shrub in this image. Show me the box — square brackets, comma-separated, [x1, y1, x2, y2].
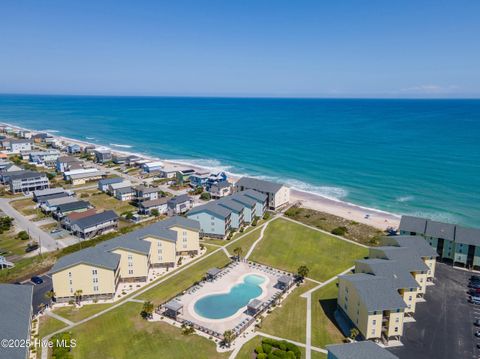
[80, 193, 90, 198]
[331, 226, 348, 236]
[257, 354, 267, 359]
[17, 231, 30, 241]
[255, 346, 264, 354]
[200, 192, 211, 201]
[263, 212, 270, 220]
[150, 209, 159, 217]
[262, 343, 272, 353]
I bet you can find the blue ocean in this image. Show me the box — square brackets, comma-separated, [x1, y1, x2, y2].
[0, 95, 479, 227]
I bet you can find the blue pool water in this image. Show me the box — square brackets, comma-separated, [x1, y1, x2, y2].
[194, 274, 265, 319]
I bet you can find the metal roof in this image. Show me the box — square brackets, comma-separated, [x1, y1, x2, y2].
[207, 268, 222, 276]
[327, 341, 399, 359]
[98, 177, 124, 186]
[236, 177, 283, 193]
[247, 299, 263, 310]
[0, 284, 33, 359]
[164, 300, 183, 312]
[56, 200, 91, 212]
[9, 171, 47, 180]
[33, 187, 66, 197]
[278, 275, 294, 284]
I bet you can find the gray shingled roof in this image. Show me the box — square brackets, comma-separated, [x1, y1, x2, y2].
[9, 171, 47, 180]
[425, 220, 455, 241]
[56, 200, 90, 213]
[140, 197, 169, 208]
[455, 226, 480, 246]
[383, 235, 437, 258]
[327, 341, 399, 359]
[0, 284, 33, 359]
[371, 247, 429, 273]
[35, 192, 70, 203]
[188, 202, 232, 218]
[212, 180, 231, 189]
[230, 193, 256, 207]
[399, 215, 427, 234]
[168, 194, 192, 205]
[134, 185, 159, 194]
[71, 210, 118, 230]
[115, 221, 177, 243]
[160, 216, 201, 231]
[339, 273, 407, 312]
[98, 177, 124, 186]
[355, 258, 420, 290]
[116, 186, 135, 195]
[50, 247, 121, 274]
[33, 187, 66, 197]
[241, 189, 268, 202]
[217, 198, 244, 213]
[99, 233, 151, 255]
[236, 177, 283, 193]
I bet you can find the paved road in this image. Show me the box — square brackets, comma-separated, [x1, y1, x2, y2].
[0, 198, 63, 253]
[389, 263, 474, 359]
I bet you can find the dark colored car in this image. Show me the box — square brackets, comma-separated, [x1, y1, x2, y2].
[25, 244, 39, 253]
[476, 331, 480, 337]
[475, 319, 480, 326]
[30, 276, 43, 285]
[471, 275, 480, 281]
[470, 289, 480, 295]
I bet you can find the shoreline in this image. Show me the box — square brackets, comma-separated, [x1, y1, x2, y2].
[2, 121, 400, 230]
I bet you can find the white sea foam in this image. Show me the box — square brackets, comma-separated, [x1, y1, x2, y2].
[396, 195, 415, 203]
[86, 136, 95, 140]
[40, 129, 60, 133]
[169, 158, 234, 174]
[110, 143, 133, 149]
[283, 179, 349, 200]
[408, 211, 458, 224]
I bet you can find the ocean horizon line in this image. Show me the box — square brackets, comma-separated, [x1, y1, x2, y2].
[1, 92, 480, 101]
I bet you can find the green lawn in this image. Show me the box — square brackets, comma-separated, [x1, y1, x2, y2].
[0, 229, 27, 257]
[54, 303, 114, 323]
[201, 238, 227, 247]
[77, 191, 136, 215]
[311, 282, 345, 348]
[249, 219, 367, 281]
[38, 315, 67, 339]
[68, 302, 228, 359]
[225, 227, 263, 256]
[10, 198, 35, 215]
[138, 250, 231, 305]
[260, 281, 316, 343]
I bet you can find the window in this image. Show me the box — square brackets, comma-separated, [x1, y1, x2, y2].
[158, 256, 163, 261]
[408, 296, 412, 301]
[395, 317, 399, 323]
[68, 272, 72, 277]
[157, 241, 162, 247]
[93, 278, 98, 283]
[69, 280, 72, 285]
[128, 262, 133, 267]
[157, 249, 162, 254]
[128, 270, 133, 275]
[93, 286, 99, 292]
[372, 320, 376, 325]
[92, 269, 97, 275]
[128, 255, 133, 261]
[395, 327, 399, 332]
[371, 329, 375, 335]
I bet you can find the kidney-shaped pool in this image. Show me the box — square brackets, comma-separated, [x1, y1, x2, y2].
[193, 274, 266, 320]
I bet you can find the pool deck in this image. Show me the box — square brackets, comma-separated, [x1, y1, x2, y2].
[172, 261, 288, 334]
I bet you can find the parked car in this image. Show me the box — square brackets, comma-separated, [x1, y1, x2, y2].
[475, 319, 480, 326]
[470, 289, 480, 295]
[476, 331, 480, 337]
[30, 276, 43, 285]
[25, 243, 39, 253]
[50, 228, 62, 234]
[470, 297, 480, 305]
[471, 275, 480, 281]
[469, 282, 480, 289]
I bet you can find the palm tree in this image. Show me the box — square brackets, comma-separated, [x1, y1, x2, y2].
[141, 301, 154, 320]
[222, 330, 235, 347]
[44, 290, 56, 306]
[349, 328, 359, 340]
[74, 289, 83, 305]
[297, 265, 310, 281]
[233, 247, 243, 261]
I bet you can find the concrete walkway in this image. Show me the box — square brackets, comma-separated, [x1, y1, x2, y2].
[45, 310, 74, 326]
[244, 217, 276, 259]
[39, 220, 273, 359]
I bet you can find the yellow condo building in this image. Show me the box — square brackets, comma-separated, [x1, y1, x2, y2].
[51, 216, 200, 302]
[337, 273, 407, 343]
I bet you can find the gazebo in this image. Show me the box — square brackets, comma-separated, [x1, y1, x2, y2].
[247, 299, 263, 315]
[163, 300, 184, 319]
[206, 267, 222, 281]
[277, 275, 294, 290]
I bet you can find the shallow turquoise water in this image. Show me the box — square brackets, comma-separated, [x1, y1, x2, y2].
[0, 95, 479, 226]
[194, 274, 265, 319]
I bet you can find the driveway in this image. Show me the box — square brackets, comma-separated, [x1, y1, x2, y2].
[18, 275, 53, 314]
[389, 263, 474, 359]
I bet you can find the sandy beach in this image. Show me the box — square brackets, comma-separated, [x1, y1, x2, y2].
[3, 122, 400, 230]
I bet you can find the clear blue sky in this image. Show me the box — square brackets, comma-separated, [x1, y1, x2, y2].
[1, 0, 479, 98]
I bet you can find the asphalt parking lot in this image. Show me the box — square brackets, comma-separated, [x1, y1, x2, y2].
[19, 274, 53, 314]
[389, 262, 475, 359]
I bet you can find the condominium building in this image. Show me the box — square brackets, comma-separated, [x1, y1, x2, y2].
[399, 215, 480, 269]
[235, 177, 289, 210]
[327, 341, 398, 359]
[8, 171, 49, 193]
[337, 273, 407, 342]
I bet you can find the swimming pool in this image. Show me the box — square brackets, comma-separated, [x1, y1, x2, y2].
[193, 274, 265, 320]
